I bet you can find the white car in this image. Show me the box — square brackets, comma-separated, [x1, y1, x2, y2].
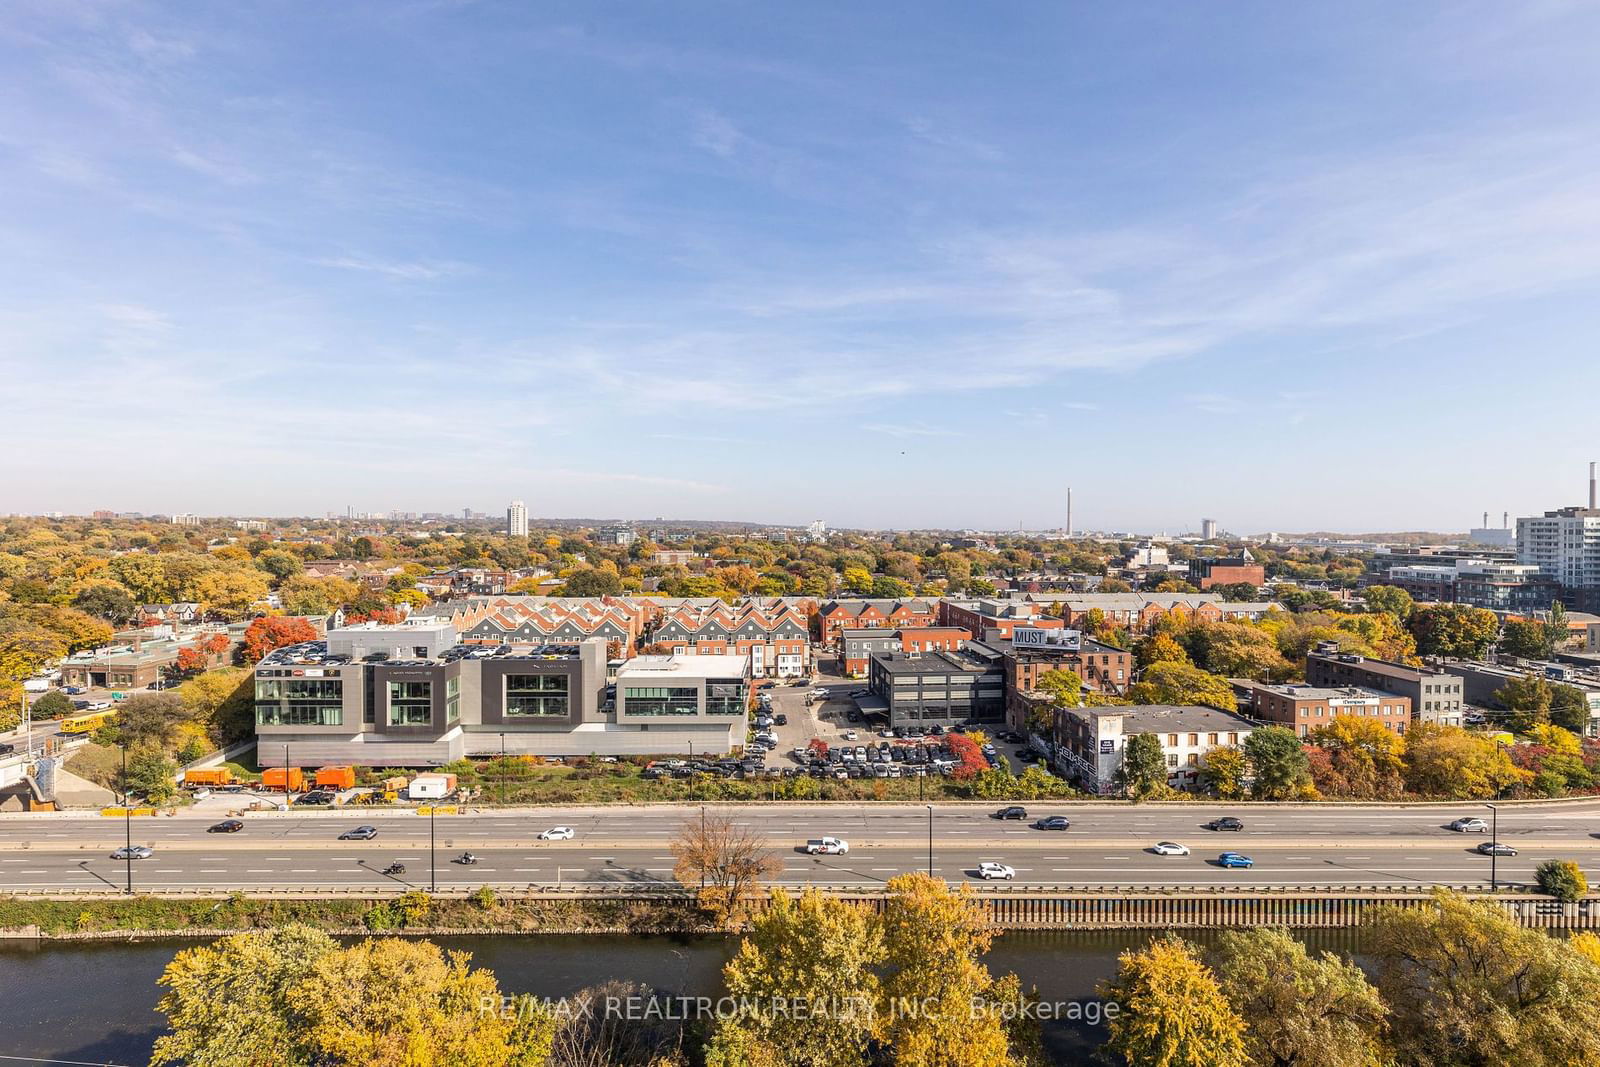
[1151, 841, 1190, 856]
[977, 862, 1016, 880]
[538, 826, 575, 841]
[111, 845, 154, 860]
[804, 836, 849, 855]
[813, 688, 831, 699]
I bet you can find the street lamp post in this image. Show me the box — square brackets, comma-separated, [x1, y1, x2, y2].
[122, 743, 132, 895]
[700, 804, 707, 892]
[1486, 802, 1499, 890]
[499, 733, 506, 807]
[925, 804, 934, 878]
[430, 804, 437, 893]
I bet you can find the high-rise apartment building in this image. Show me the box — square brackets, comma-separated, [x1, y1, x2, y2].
[1200, 517, 1218, 539]
[507, 500, 528, 538]
[1517, 507, 1600, 610]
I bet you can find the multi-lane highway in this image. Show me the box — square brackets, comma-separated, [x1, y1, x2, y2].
[4, 801, 1600, 891]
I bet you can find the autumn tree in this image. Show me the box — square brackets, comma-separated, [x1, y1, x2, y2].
[1134, 633, 1190, 670]
[1118, 733, 1169, 799]
[670, 811, 782, 924]
[1368, 890, 1600, 1066]
[152, 924, 339, 1066]
[1200, 745, 1249, 800]
[1550, 684, 1591, 735]
[194, 568, 271, 621]
[1359, 584, 1413, 620]
[288, 937, 553, 1065]
[1403, 723, 1531, 798]
[177, 667, 256, 743]
[562, 568, 623, 597]
[874, 873, 1030, 1067]
[1034, 667, 1085, 706]
[242, 616, 319, 663]
[1500, 619, 1554, 660]
[1407, 604, 1499, 659]
[1127, 662, 1238, 711]
[111, 692, 195, 752]
[1306, 715, 1407, 799]
[1099, 934, 1248, 1067]
[1243, 726, 1313, 800]
[706, 889, 883, 1067]
[1495, 673, 1553, 733]
[1209, 927, 1387, 1067]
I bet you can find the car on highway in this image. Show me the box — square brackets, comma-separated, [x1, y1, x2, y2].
[1449, 817, 1490, 833]
[976, 861, 1016, 880]
[1476, 841, 1518, 856]
[1207, 817, 1245, 832]
[992, 806, 1028, 820]
[1032, 816, 1070, 831]
[111, 845, 153, 860]
[339, 825, 379, 840]
[1217, 852, 1254, 868]
[539, 826, 575, 841]
[1151, 841, 1190, 856]
[813, 688, 831, 700]
[207, 819, 244, 833]
[804, 836, 849, 855]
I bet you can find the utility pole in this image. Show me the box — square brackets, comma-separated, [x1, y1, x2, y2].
[430, 805, 437, 893]
[925, 804, 934, 877]
[700, 804, 707, 891]
[1486, 802, 1499, 890]
[499, 733, 506, 806]
[122, 744, 132, 895]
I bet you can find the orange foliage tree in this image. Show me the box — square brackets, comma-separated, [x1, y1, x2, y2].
[242, 617, 319, 663]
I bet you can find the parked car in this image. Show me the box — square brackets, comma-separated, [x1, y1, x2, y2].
[774, 714, 788, 726]
[207, 820, 244, 833]
[1476, 841, 1517, 856]
[803, 836, 849, 855]
[1032, 816, 1070, 831]
[1151, 841, 1190, 856]
[846, 709, 863, 723]
[539, 826, 575, 841]
[1207, 817, 1245, 832]
[976, 861, 1016, 880]
[1217, 852, 1254, 869]
[111, 845, 154, 860]
[339, 825, 379, 840]
[1449, 817, 1490, 833]
[0, 743, 14, 756]
[992, 806, 1028, 820]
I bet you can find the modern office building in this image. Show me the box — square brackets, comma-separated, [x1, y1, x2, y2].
[864, 645, 1006, 727]
[1304, 645, 1464, 726]
[1053, 704, 1254, 795]
[252, 623, 746, 765]
[1201, 518, 1219, 540]
[506, 500, 529, 538]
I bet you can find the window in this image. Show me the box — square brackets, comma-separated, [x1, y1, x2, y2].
[446, 677, 460, 723]
[1187, 733, 1198, 746]
[506, 674, 570, 718]
[1166, 754, 1178, 767]
[624, 686, 700, 716]
[1167, 733, 1178, 746]
[1228, 732, 1238, 744]
[706, 681, 746, 716]
[388, 680, 432, 725]
[1207, 733, 1218, 746]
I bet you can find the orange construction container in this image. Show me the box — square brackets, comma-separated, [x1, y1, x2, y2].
[183, 768, 235, 787]
[314, 766, 356, 790]
[262, 768, 306, 792]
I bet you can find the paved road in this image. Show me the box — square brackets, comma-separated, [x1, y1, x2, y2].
[3, 802, 1599, 891]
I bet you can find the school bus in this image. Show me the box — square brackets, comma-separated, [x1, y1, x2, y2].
[60, 710, 117, 734]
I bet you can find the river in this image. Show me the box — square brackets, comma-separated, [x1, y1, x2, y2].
[0, 929, 1372, 1065]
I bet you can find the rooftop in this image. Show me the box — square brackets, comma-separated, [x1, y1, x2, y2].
[615, 653, 750, 680]
[257, 640, 590, 668]
[1078, 704, 1257, 731]
[870, 649, 999, 675]
[1251, 683, 1394, 702]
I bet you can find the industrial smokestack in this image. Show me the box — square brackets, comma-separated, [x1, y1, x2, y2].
[1066, 487, 1072, 537]
[1482, 511, 1488, 529]
[1591, 462, 1597, 510]
[1503, 511, 1508, 529]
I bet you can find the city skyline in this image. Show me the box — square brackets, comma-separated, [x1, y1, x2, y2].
[4, 4, 1600, 529]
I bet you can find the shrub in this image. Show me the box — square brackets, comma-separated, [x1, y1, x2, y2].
[473, 885, 498, 909]
[1536, 860, 1589, 902]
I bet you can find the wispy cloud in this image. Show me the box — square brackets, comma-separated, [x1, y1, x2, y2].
[314, 256, 473, 280]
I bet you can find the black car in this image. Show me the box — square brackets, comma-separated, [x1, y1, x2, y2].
[208, 819, 244, 833]
[1207, 817, 1245, 831]
[846, 709, 863, 723]
[1032, 816, 1070, 831]
[0, 742, 14, 756]
[993, 806, 1027, 820]
[774, 714, 788, 726]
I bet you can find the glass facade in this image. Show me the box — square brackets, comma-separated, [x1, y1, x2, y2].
[706, 680, 746, 716]
[446, 676, 460, 723]
[624, 686, 700, 716]
[505, 673, 570, 718]
[388, 680, 433, 725]
[255, 678, 344, 727]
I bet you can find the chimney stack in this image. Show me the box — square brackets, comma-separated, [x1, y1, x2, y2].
[1482, 511, 1488, 529]
[1503, 511, 1509, 529]
[1590, 462, 1597, 510]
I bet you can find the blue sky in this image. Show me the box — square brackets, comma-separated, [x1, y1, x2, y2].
[4, 2, 1600, 533]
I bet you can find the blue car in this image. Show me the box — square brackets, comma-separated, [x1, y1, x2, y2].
[1217, 852, 1254, 869]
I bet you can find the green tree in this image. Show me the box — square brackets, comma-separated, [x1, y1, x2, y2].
[1243, 727, 1312, 799]
[1407, 604, 1500, 659]
[1360, 584, 1414, 620]
[29, 689, 73, 720]
[1551, 684, 1592, 735]
[1536, 859, 1588, 902]
[1210, 927, 1387, 1067]
[1495, 673, 1553, 734]
[255, 549, 304, 583]
[562, 568, 622, 597]
[706, 888, 883, 1067]
[152, 924, 338, 1066]
[125, 748, 179, 803]
[1118, 733, 1169, 799]
[71, 579, 138, 623]
[1126, 662, 1238, 711]
[1368, 890, 1600, 1067]
[1099, 934, 1248, 1067]
[110, 692, 194, 752]
[1500, 619, 1553, 660]
[870, 575, 913, 599]
[1034, 667, 1085, 706]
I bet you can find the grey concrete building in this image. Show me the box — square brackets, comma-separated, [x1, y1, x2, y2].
[1304, 645, 1464, 726]
[865, 645, 1005, 727]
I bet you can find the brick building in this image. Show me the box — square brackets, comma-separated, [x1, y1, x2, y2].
[1247, 683, 1412, 737]
[1187, 550, 1266, 590]
[1304, 646, 1464, 726]
[839, 626, 970, 677]
[815, 599, 939, 646]
[938, 599, 1064, 642]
